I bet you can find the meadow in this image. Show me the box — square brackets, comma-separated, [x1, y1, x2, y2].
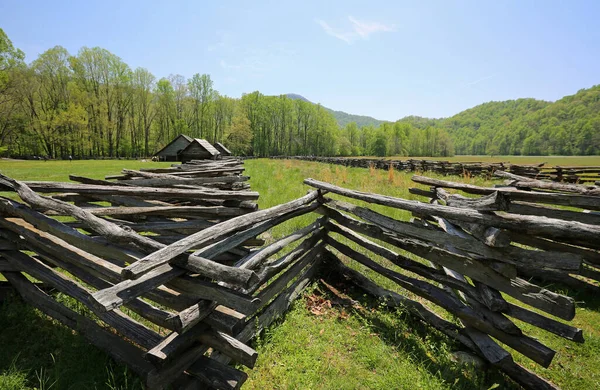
[360, 155, 600, 166]
[0, 158, 598, 389]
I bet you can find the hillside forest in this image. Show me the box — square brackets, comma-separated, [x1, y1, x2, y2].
[1, 28, 599, 159]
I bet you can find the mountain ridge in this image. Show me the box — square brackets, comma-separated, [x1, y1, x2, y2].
[285, 93, 386, 128]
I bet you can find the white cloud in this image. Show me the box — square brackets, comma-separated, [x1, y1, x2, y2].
[316, 16, 396, 44]
[315, 19, 355, 44]
[348, 16, 396, 38]
[465, 74, 497, 87]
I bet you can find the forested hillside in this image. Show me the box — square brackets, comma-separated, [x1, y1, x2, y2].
[0, 27, 598, 158]
[285, 93, 385, 128]
[441, 91, 600, 155]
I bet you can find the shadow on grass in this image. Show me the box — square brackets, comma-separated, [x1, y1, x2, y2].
[0, 294, 143, 390]
[317, 267, 520, 390]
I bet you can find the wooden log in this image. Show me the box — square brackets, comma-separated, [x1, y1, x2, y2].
[202, 305, 246, 335]
[0, 258, 18, 272]
[436, 188, 511, 211]
[237, 217, 326, 270]
[495, 170, 600, 196]
[255, 244, 324, 306]
[199, 329, 258, 368]
[508, 201, 600, 226]
[0, 208, 206, 314]
[407, 222, 521, 374]
[211, 252, 322, 365]
[425, 214, 520, 335]
[503, 303, 583, 342]
[145, 344, 210, 390]
[166, 275, 260, 315]
[91, 202, 320, 323]
[189, 202, 321, 261]
[68, 175, 127, 186]
[251, 233, 324, 291]
[186, 355, 247, 390]
[0, 176, 259, 287]
[1, 250, 162, 350]
[9, 180, 259, 201]
[411, 175, 600, 210]
[138, 167, 244, 176]
[326, 199, 581, 272]
[322, 251, 477, 351]
[306, 178, 600, 243]
[0, 197, 139, 265]
[0, 219, 180, 330]
[326, 221, 482, 301]
[77, 205, 249, 218]
[326, 238, 556, 367]
[323, 204, 576, 321]
[122, 190, 320, 279]
[1, 272, 155, 379]
[509, 234, 600, 267]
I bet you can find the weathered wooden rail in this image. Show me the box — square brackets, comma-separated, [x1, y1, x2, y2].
[1, 158, 597, 389]
[272, 156, 600, 183]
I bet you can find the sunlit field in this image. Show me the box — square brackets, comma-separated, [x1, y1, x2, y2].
[0, 158, 598, 390]
[357, 155, 600, 166]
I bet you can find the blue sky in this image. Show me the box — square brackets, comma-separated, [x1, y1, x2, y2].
[1, 0, 599, 121]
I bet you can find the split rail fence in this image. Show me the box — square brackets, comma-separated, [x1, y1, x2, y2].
[272, 156, 600, 183]
[0, 158, 598, 389]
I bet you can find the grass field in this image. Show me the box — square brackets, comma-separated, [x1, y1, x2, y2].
[360, 155, 600, 166]
[0, 158, 599, 389]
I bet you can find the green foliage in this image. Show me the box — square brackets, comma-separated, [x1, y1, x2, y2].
[226, 115, 253, 155]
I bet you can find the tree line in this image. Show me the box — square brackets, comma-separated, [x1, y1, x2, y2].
[0, 28, 456, 159]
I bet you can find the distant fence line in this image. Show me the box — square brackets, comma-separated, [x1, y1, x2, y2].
[270, 156, 600, 184]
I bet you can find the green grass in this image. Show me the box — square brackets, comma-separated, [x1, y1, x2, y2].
[0, 158, 599, 389]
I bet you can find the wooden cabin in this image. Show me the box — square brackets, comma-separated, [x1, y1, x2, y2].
[213, 142, 232, 157]
[179, 138, 221, 162]
[153, 134, 193, 161]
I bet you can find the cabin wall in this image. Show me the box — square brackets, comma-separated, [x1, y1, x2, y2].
[156, 137, 191, 160]
[181, 144, 215, 162]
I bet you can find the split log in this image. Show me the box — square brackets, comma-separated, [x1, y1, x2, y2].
[236, 218, 326, 271]
[325, 238, 556, 367]
[322, 203, 576, 320]
[122, 190, 320, 278]
[8, 180, 259, 201]
[306, 178, 600, 244]
[326, 199, 581, 272]
[507, 201, 600, 226]
[210, 250, 322, 366]
[0, 176, 258, 287]
[1, 250, 162, 349]
[495, 170, 600, 196]
[436, 188, 510, 211]
[411, 175, 600, 210]
[186, 355, 247, 390]
[1, 272, 155, 379]
[322, 251, 477, 351]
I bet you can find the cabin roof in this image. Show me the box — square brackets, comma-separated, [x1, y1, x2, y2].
[214, 142, 232, 155]
[181, 138, 221, 157]
[153, 134, 194, 156]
